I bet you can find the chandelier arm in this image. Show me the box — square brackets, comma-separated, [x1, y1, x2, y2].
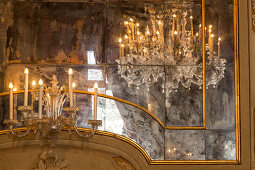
[9, 125, 32, 137]
[73, 125, 96, 138]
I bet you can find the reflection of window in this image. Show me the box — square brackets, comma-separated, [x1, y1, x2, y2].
[87, 51, 96, 64]
[88, 69, 103, 81]
[88, 88, 124, 135]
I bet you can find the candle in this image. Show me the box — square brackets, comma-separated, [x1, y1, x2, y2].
[130, 18, 134, 41]
[32, 80, 36, 88]
[46, 93, 50, 117]
[24, 68, 29, 106]
[38, 79, 43, 119]
[121, 44, 124, 57]
[72, 82, 76, 107]
[172, 14, 176, 36]
[68, 68, 73, 107]
[9, 83, 13, 120]
[190, 16, 193, 37]
[158, 21, 164, 48]
[218, 37, 221, 58]
[119, 38, 122, 58]
[13, 87, 17, 120]
[209, 34, 214, 57]
[93, 83, 98, 120]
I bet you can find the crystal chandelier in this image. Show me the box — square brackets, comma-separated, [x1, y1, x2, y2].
[116, 2, 226, 93]
[4, 68, 102, 138]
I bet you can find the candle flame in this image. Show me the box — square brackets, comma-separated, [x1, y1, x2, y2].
[13, 87, 17, 91]
[158, 21, 161, 24]
[124, 35, 128, 39]
[94, 83, 98, 89]
[174, 31, 178, 35]
[156, 31, 159, 35]
[32, 80, 36, 86]
[72, 82, 76, 88]
[218, 37, 222, 41]
[196, 33, 199, 36]
[118, 38, 122, 42]
[211, 34, 214, 38]
[68, 68, 73, 75]
[199, 24, 202, 27]
[143, 49, 146, 52]
[24, 68, 29, 74]
[209, 25, 212, 29]
[173, 14, 176, 18]
[124, 21, 128, 25]
[39, 79, 43, 85]
[190, 16, 193, 19]
[136, 23, 139, 26]
[9, 83, 13, 88]
[209, 29, 212, 33]
[121, 44, 124, 47]
[130, 18, 133, 22]
[137, 31, 140, 35]
[146, 30, 150, 35]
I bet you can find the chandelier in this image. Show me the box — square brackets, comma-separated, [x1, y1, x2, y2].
[4, 68, 102, 138]
[116, 3, 226, 94]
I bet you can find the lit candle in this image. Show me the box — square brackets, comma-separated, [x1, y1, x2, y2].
[218, 37, 221, 58]
[9, 83, 13, 120]
[172, 14, 176, 36]
[32, 80, 36, 90]
[38, 79, 43, 119]
[119, 38, 122, 58]
[121, 44, 124, 57]
[24, 68, 29, 106]
[190, 16, 193, 37]
[72, 82, 76, 107]
[130, 18, 134, 41]
[13, 87, 17, 120]
[209, 34, 214, 57]
[93, 83, 98, 120]
[68, 68, 73, 107]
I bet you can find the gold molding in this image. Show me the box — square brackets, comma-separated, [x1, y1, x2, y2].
[234, 0, 240, 163]
[0, 127, 240, 165]
[0, 0, 240, 164]
[252, 0, 255, 32]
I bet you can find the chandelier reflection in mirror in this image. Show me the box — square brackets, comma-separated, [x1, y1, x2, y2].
[116, 2, 226, 100]
[4, 68, 102, 138]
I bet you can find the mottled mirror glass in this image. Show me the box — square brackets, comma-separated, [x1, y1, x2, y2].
[0, 0, 237, 161]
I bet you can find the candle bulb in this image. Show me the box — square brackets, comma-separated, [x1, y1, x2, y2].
[190, 16, 193, 37]
[93, 83, 98, 120]
[68, 68, 73, 107]
[9, 83, 13, 120]
[38, 79, 43, 119]
[24, 68, 29, 106]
